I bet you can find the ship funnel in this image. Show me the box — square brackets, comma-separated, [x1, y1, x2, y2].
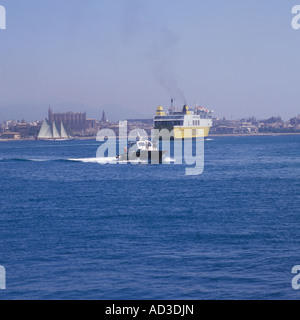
[169, 98, 175, 112]
[182, 105, 191, 115]
[156, 106, 166, 116]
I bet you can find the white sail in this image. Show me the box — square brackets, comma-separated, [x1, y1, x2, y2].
[52, 122, 61, 139]
[68, 129, 74, 138]
[60, 122, 69, 139]
[38, 119, 52, 139]
[66, 125, 74, 138]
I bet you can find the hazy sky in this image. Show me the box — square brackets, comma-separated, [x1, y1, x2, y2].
[0, 0, 299, 121]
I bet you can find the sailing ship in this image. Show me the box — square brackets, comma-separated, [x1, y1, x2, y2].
[37, 119, 73, 141]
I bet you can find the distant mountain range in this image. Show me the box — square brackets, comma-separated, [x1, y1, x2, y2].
[0, 102, 152, 122]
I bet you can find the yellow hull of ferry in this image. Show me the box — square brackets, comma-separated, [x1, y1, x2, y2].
[153, 126, 211, 139]
[173, 126, 211, 139]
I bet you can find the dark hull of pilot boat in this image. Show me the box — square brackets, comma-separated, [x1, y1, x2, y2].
[117, 150, 167, 163]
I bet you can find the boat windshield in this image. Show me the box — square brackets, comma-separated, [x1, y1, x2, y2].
[138, 142, 146, 147]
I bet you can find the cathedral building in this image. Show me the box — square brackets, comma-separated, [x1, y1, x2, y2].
[48, 107, 88, 133]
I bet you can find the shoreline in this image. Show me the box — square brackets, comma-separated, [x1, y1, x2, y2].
[209, 132, 300, 137]
[0, 132, 300, 142]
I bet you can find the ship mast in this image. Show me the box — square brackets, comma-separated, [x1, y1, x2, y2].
[169, 98, 175, 113]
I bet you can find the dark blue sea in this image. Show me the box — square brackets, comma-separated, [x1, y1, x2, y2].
[0, 135, 299, 300]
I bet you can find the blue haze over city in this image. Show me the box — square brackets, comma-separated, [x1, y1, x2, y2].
[0, 0, 299, 121]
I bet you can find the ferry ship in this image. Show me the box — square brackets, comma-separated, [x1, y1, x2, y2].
[153, 102, 213, 139]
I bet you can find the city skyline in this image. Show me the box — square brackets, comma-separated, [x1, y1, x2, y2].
[0, 104, 299, 123]
[0, 0, 300, 121]
[1, 106, 299, 141]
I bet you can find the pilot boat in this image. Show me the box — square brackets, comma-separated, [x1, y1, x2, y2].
[117, 138, 166, 163]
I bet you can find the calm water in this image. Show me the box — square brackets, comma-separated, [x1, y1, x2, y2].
[0, 135, 299, 300]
